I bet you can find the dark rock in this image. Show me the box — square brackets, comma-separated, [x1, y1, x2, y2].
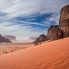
[0, 34, 11, 43]
[33, 37, 41, 45]
[47, 25, 63, 40]
[33, 34, 47, 45]
[4, 35, 16, 41]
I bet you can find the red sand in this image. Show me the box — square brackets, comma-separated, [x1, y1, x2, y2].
[0, 38, 69, 69]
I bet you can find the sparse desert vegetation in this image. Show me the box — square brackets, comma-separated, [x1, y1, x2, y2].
[0, 43, 33, 55]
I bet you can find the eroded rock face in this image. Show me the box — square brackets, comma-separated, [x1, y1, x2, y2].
[4, 35, 16, 41]
[59, 5, 69, 37]
[47, 25, 63, 40]
[33, 34, 47, 45]
[34, 5, 69, 44]
[0, 34, 11, 43]
[47, 5, 69, 40]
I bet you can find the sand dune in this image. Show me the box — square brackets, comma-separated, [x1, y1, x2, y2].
[0, 38, 69, 69]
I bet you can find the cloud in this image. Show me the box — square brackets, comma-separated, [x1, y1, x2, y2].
[3, 0, 69, 17]
[0, 0, 68, 42]
[0, 22, 47, 42]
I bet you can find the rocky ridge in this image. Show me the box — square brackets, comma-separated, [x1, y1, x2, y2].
[34, 5, 69, 45]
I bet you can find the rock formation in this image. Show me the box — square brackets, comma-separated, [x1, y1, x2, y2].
[47, 25, 63, 40]
[0, 34, 11, 43]
[33, 34, 47, 45]
[47, 5, 69, 40]
[34, 5, 69, 44]
[4, 35, 16, 41]
[59, 5, 69, 37]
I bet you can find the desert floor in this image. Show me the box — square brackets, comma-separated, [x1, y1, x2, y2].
[0, 43, 33, 55]
[0, 38, 68, 69]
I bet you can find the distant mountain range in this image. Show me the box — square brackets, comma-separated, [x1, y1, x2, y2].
[4, 35, 16, 41]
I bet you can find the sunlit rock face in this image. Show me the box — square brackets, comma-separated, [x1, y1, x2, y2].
[59, 5, 69, 37]
[47, 25, 63, 40]
[47, 5, 69, 40]
[34, 5, 69, 43]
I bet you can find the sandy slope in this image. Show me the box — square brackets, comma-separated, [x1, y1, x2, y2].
[0, 38, 69, 69]
[0, 43, 32, 55]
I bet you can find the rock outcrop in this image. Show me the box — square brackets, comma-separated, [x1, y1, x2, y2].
[47, 5, 69, 40]
[47, 25, 63, 40]
[33, 34, 47, 45]
[4, 35, 16, 41]
[34, 5, 69, 44]
[59, 5, 69, 37]
[0, 34, 11, 43]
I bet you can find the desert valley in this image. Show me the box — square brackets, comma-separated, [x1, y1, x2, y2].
[0, 37, 68, 69]
[0, 2, 68, 69]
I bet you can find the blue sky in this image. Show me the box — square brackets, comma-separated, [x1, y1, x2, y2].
[0, 0, 69, 42]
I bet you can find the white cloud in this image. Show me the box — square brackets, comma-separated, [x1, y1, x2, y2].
[0, 0, 69, 18]
[0, 0, 68, 42]
[0, 22, 47, 42]
[3, 0, 69, 18]
[0, 0, 15, 11]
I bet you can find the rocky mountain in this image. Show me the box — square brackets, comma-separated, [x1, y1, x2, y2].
[59, 5, 69, 37]
[47, 25, 63, 40]
[34, 5, 69, 44]
[0, 34, 11, 43]
[33, 34, 47, 45]
[47, 5, 69, 40]
[4, 35, 16, 41]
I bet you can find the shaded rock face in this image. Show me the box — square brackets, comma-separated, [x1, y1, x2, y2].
[33, 34, 47, 45]
[47, 25, 63, 40]
[0, 35, 11, 43]
[59, 5, 69, 37]
[4, 35, 16, 41]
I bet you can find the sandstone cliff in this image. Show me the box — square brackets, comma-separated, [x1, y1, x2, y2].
[47, 5, 69, 40]
[59, 5, 69, 37]
[47, 25, 63, 40]
[34, 5, 69, 44]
